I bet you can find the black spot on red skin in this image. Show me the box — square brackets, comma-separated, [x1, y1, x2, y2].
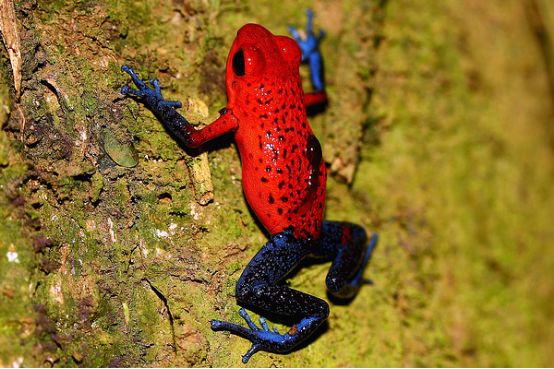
[269, 194, 275, 204]
[261, 177, 268, 183]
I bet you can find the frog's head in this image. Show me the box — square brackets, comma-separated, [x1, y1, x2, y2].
[225, 24, 301, 107]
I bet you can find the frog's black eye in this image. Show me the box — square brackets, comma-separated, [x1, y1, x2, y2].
[232, 49, 245, 76]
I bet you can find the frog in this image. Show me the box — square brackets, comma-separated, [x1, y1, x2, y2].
[121, 9, 378, 363]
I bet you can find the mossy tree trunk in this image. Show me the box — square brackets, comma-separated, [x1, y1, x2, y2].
[1, 0, 553, 367]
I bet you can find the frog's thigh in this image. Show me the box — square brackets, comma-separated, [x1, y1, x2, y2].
[235, 231, 328, 319]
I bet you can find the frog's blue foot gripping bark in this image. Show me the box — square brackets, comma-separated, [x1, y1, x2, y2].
[121, 65, 182, 109]
[288, 9, 325, 92]
[211, 309, 324, 363]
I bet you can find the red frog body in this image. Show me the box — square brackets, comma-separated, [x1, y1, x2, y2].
[121, 10, 377, 364]
[227, 24, 326, 240]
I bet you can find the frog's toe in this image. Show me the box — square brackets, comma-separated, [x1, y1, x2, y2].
[158, 100, 182, 108]
[288, 25, 301, 41]
[120, 85, 143, 97]
[305, 8, 314, 32]
[149, 78, 164, 99]
[238, 307, 259, 330]
[242, 343, 263, 364]
[350, 233, 379, 288]
[259, 316, 270, 331]
[121, 65, 147, 89]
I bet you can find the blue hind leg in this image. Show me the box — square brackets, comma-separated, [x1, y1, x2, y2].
[211, 229, 329, 363]
[315, 221, 378, 299]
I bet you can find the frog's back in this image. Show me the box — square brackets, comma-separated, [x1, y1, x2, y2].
[234, 74, 326, 240]
[225, 23, 326, 240]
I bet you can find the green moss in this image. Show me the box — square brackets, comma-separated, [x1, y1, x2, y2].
[0, 82, 36, 366]
[348, 0, 554, 366]
[0, 205, 35, 366]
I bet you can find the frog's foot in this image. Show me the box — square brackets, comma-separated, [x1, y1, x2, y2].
[331, 232, 378, 300]
[288, 9, 325, 92]
[121, 65, 182, 110]
[288, 9, 325, 63]
[211, 308, 319, 363]
[350, 233, 379, 288]
[316, 222, 378, 300]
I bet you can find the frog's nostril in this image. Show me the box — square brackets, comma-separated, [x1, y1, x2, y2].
[233, 49, 245, 76]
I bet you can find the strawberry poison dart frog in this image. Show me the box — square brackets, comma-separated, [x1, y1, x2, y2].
[121, 10, 378, 363]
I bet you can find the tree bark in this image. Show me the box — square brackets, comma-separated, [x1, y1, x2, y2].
[1, 0, 553, 367]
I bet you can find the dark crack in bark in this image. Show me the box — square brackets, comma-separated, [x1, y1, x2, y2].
[144, 278, 177, 354]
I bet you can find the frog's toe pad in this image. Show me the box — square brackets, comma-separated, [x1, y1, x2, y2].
[121, 85, 143, 97]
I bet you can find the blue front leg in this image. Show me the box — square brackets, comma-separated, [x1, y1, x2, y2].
[289, 9, 326, 92]
[121, 65, 196, 147]
[211, 230, 329, 363]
